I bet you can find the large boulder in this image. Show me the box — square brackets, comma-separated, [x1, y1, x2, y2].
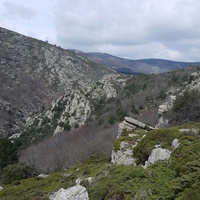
[124, 117, 154, 130]
[111, 149, 136, 166]
[145, 147, 171, 167]
[49, 185, 89, 200]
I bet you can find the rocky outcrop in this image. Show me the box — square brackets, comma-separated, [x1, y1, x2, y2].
[112, 117, 149, 166]
[111, 141, 136, 166]
[156, 95, 176, 128]
[0, 27, 114, 137]
[124, 117, 154, 130]
[19, 74, 127, 142]
[89, 74, 127, 99]
[49, 185, 89, 200]
[145, 147, 172, 167]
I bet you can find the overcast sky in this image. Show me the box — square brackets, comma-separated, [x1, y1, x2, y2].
[0, 0, 200, 61]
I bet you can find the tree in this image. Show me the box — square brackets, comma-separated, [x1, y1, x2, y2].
[0, 138, 18, 173]
[2, 163, 33, 184]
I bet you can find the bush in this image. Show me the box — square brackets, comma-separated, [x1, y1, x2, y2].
[2, 163, 34, 184]
[167, 90, 200, 125]
[0, 138, 18, 172]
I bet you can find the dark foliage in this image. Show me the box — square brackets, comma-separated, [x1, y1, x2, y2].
[0, 138, 18, 173]
[167, 90, 200, 125]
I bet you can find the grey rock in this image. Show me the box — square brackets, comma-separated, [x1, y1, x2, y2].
[145, 148, 171, 167]
[171, 139, 180, 149]
[111, 150, 136, 166]
[0, 186, 3, 191]
[124, 117, 146, 129]
[85, 177, 93, 185]
[49, 185, 89, 200]
[124, 117, 154, 130]
[38, 174, 49, 178]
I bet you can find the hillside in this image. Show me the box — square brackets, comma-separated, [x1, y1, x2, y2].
[0, 121, 199, 200]
[74, 51, 200, 74]
[0, 27, 113, 137]
[0, 27, 200, 200]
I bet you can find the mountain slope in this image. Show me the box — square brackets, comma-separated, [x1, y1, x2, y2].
[75, 51, 200, 74]
[0, 27, 114, 137]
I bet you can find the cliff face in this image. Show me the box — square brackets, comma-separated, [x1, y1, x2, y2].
[0, 27, 113, 137]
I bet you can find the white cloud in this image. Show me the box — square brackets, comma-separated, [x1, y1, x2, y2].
[0, 0, 200, 61]
[54, 0, 200, 61]
[3, 1, 36, 19]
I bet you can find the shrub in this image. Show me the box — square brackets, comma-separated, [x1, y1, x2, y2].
[167, 90, 200, 125]
[0, 138, 18, 172]
[132, 127, 180, 164]
[2, 163, 34, 184]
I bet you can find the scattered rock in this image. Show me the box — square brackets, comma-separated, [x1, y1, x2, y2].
[85, 177, 93, 184]
[49, 185, 89, 200]
[76, 178, 82, 185]
[63, 173, 72, 177]
[179, 129, 191, 133]
[171, 139, 180, 149]
[38, 174, 49, 178]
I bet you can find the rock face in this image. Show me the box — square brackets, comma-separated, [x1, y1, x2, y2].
[18, 74, 127, 145]
[49, 185, 89, 200]
[111, 117, 149, 166]
[0, 27, 113, 137]
[145, 147, 172, 167]
[156, 95, 176, 128]
[111, 141, 136, 166]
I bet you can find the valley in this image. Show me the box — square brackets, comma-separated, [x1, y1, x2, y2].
[0, 27, 200, 200]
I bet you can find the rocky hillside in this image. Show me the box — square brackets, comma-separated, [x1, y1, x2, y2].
[74, 51, 200, 74]
[0, 119, 199, 200]
[12, 65, 200, 149]
[0, 27, 113, 137]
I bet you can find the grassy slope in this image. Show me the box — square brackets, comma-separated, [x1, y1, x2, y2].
[1, 123, 199, 200]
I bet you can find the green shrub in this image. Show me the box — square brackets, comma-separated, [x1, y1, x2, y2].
[0, 138, 18, 172]
[167, 90, 200, 125]
[2, 163, 34, 184]
[132, 127, 180, 164]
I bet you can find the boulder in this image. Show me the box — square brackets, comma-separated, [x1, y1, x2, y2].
[124, 117, 146, 129]
[0, 186, 3, 191]
[124, 117, 154, 130]
[145, 147, 171, 167]
[111, 149, 136, 166]
[171, 139, 180, 149]
[118, 121, 135, 136]
[49, 185, 89, 200]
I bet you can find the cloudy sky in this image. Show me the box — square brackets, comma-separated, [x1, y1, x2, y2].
[0, 0, 200, 61]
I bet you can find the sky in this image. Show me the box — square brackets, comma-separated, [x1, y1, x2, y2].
[0, 0, 200, 61]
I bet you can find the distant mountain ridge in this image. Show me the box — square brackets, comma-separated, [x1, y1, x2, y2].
[72, 51, 200, 74]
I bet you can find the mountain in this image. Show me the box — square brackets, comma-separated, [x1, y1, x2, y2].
[73, 51, 200, 74]
[0, 28, 200, 200]
[0, 27, 114, 137]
